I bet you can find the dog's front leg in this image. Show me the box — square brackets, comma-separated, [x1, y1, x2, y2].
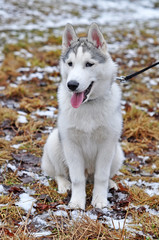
[63, 141, 86, 210]
[92, 141, 116, 209]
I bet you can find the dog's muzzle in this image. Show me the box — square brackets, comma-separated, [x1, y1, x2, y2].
[69, 81, 94, 108]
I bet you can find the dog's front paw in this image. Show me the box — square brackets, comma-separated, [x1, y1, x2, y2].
[69, 198, 85, 210]
[91, 196, 107, 209]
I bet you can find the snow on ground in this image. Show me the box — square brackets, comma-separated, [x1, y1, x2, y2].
[34, 107, 56, 118]
[123, 179, 159, 196]
[32, 230, 52, 237]
[0, 185, 5, 193]
[0, 0, 159, 31]
[15, 193, 36, 214]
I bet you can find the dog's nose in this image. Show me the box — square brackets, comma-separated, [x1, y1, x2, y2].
[67, 80, 79, 91]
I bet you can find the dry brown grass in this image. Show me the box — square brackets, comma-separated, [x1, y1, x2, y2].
[123, 106, 159, 143]
[49, 213, 130, 240]
[0, 106, 18, 125]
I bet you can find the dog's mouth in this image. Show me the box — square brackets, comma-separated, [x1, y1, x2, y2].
[71, 81, 94, 108]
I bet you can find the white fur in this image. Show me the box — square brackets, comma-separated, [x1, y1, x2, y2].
[41, 23, 124, 210]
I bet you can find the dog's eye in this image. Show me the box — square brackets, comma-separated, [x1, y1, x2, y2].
[85, 62, 94, 67]
[68, 62, 73, 67]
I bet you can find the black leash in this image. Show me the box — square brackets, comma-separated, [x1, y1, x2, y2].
[116, 61, 159, 83]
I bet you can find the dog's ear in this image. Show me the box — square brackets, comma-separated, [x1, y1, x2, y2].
[62, 24, 78, 51]
[88, 23, 107, 52]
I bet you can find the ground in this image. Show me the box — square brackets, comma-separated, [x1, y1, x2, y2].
[0, 1, 159, 239]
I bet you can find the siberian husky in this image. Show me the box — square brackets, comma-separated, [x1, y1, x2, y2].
[41, 23, 124, 210]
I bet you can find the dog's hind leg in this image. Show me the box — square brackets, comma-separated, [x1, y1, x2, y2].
[110, 143, 124, 178]
[55, 176, 71, 194]
[41, 128, 71, 193]
[109, 143, 124, 189]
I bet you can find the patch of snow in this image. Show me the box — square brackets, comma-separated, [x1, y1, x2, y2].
[18, 170, 50, 186]
[17, 111, 27, 115]
[0, 86, 5, 91]
[0, 204, 7, 207]
[2, 98, 17, 108]
[22, 187, 35, 196]
[0, 164, 6, 174]
[127, 60, 135, 68]
[148, 111, 155, 117]
[149, 79, 158, 86]
[5, 135, 12, 141]
[34, 92, 40, 97]
[17, 115, 28, 124]
[29, 72, 43, 80]
[49, 76, 61, 82]
[144, 182, 159, 196]
[138, 155, 149, 163]
[57, 204, 70, 210]
[86, 211, 98, 221]
[0, 185, 4, 193]
[11, 143, 23, 149]
[16, 75, 28, 82]
[7, 163, 17, 172]
[53, 210, 68, 218]
[32, 231, 52, 237]
[34, 107, 56, 118]
[42, 126, 53, 134]
[131, 203, 158, 217]
[16, 66, 60, 84]
[144, 205, 159, 216]
[123, 179, 159, 196]
[39, 45, 61, 52]
[36, 66, 59, 73]
[141, 100, 150, 105]
[10, 83, 18, 88]
[107, 218, 126, 230]
[32, 215, 48, 227]
[17, 111, 28, 123]
[71, 210, 84, 221]
[152, 164, 156, 169]
[17, 67, 30, 72]
[14, 49, 33, 59]
[17, 72, 44, 82]
[16, 193, 36, 213]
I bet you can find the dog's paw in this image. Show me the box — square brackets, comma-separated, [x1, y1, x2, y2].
[91, 196, 107, 209]
[69, 199, 85, 210]
[56, 177, 71, 194]
[58, 183, 71, 194]
[109, 179, 118, 190]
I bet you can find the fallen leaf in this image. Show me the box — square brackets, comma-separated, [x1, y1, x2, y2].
[8, 186, 24, 194]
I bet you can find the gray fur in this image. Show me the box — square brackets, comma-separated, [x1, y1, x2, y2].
[61, 37, 107, 63]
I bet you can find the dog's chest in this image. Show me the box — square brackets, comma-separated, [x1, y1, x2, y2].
[68, 125, 107, 143]
[68, 126, 107, 174]
[65, 104, 111, 133]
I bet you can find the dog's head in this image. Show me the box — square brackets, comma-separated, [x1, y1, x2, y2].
[60, 23, 117, 108]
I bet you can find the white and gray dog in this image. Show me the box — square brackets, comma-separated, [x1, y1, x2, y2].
[41, 23, 124, 210]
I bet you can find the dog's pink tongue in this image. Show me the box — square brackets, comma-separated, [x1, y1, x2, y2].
[71, 92, 84, 108]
